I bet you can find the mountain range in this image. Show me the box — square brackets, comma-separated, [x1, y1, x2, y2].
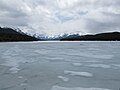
[0, 26, 120, 41]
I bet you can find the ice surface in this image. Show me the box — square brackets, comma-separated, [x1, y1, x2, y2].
[0, 41, 120, 90]
[51, 85, 110, 90]
[1, 45, 36, 73]
[64, 70, 93, 77]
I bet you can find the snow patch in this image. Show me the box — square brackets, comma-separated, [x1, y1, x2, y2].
[9, 66, 20, 73]
[87, 64, 111, 69]
[18, 76, 23, 79]
[72, 63, 82, 66]
[82, 60, 100, 63]
[49, 57, 64, 61]
[58, 76, 69, 82]
[20, 83, 27, 86]
[51, 85, 110, 90]
[64, 70, 93, 77]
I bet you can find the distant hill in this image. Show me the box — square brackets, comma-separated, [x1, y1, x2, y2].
[60, 32, 120, 41]
[0, 27, 39, 42]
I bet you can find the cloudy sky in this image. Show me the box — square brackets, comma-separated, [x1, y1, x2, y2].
[0, 0, 120, 36]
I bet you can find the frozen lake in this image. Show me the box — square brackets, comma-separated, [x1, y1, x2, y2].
[0, 41, 120, 90]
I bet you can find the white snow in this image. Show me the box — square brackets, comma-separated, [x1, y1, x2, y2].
[18, 76, 23, 79]
[58, 76, 69, 82]
[72, 63, 82, 66]
[51, 85, 110, 90]
[81, 60, 101, 63]
[9, 66, 20, 73]
[64, 70, 93, 77]
[87, 64, 111, 69]
[20, 83, 27, 86]
[48, 57, 64, 61]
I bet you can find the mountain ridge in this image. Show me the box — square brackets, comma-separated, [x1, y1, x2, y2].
[0, 27, 39, 42]
[60, 32, 120, 41]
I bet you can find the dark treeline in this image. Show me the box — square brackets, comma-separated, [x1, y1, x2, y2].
[60, 32, 120, 41]
[0, 27, 39, 42]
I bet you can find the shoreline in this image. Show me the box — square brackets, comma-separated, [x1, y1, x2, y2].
[0, 40, 120, 44]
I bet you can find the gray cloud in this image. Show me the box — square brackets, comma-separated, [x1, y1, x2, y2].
[0, 0, 120, 35]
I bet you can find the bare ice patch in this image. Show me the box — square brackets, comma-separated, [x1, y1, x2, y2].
[2, 45, 25, 73]
[64, 70, 93, 77]
[51, 85, 110, 90]
[58, 76, 69, 82]
[77, 52, 113, 59]
[34, 50, 48, 55]
[83, 54, 113, 59]
[112, 64, 120, 69]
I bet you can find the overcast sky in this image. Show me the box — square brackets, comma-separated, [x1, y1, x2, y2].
[0, 0, 120, 36]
